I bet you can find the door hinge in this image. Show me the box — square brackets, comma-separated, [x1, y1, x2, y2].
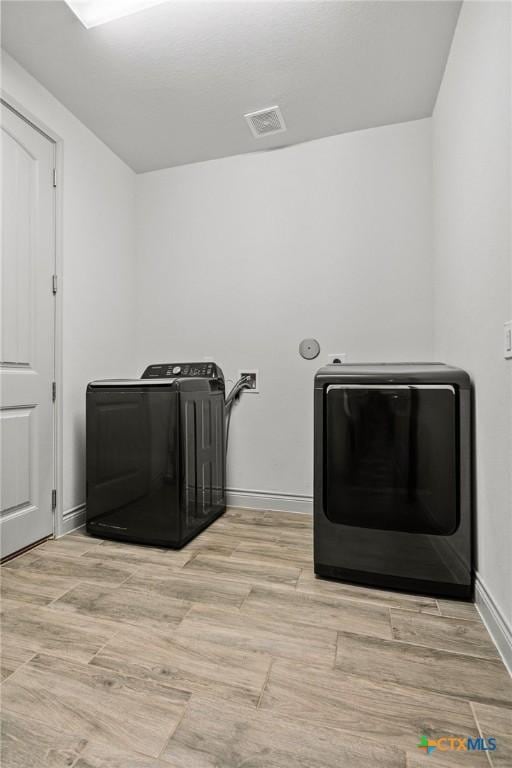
[52, 274, 58, 294]
[51, 489, 57, 510]
[52, 168, 57, 188]
[52, 381, 56, 402]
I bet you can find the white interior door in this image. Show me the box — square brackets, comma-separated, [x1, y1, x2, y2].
[1, 102, 56, 557]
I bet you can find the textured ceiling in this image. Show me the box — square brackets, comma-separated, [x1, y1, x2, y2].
[1, 1, 461, 172]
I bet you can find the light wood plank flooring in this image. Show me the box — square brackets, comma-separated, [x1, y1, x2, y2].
[1, 507, 511, 767]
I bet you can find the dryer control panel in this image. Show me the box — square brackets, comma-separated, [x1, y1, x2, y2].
[141, 362, 221, 379]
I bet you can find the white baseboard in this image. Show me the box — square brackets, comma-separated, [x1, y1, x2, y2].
[226, 488, 313, 514]
[475, 574, 512, 677]
[59, 504, 86, 536]
[57, 491, 311, 537]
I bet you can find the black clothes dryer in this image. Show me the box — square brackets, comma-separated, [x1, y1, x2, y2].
[86, 362, 225, 548]
[314, 363, 473, 598]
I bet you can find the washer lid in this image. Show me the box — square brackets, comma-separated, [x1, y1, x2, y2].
[88, 378, 177, 387]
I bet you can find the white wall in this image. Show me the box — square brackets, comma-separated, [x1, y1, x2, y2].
[135, 119, 434, 507]
[1, 52, 138, 520]
[432, 2, 512, 636]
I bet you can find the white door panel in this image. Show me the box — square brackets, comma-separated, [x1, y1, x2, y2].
[1, 103, 56, 557]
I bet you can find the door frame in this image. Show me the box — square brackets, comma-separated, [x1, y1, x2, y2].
[1, 92, 64, 539]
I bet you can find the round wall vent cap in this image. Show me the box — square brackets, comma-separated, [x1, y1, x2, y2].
[299, 338, 320, 360]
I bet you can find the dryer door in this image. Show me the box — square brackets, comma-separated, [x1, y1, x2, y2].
[325, 385, 458, 535]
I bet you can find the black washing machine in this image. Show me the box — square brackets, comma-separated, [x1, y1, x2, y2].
[86, 362, 225, 548]
[314, 363, 473, 598]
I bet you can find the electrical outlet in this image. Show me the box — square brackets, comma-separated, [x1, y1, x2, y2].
[328, 353, 346, 365]
[504, 322, 512, 359]
[238, 369, 259, 393]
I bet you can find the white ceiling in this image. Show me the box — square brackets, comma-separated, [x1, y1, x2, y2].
[1, 0, 461, 173]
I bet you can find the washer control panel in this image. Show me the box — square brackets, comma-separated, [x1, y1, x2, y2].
[141, 362, 220, 379]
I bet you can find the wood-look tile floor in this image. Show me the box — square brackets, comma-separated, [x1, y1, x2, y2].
[1, 508, 511, 768]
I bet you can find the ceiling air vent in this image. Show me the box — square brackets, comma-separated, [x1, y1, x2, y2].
[244, 106, 286, 138]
